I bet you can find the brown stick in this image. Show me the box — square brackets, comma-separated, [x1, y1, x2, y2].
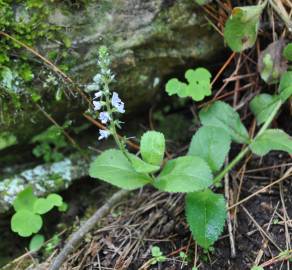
[48, 189, 130, 270]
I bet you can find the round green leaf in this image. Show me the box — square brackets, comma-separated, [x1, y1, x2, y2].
[199, 101, 249, 144]
[224, 5, 264, 52]
[89, 149, 152, 190]
[129, 154, 160, 174]
[47, 194, 63, 207]
[249, 94, 280, 125]
[140, 131, 165, 166]
[185, 190, 226, 249]
[29, 234, 45, 252]
[188, 126, 231, 172]
[34, 198, 53, 215]
[154, 156, 213, 193]
[283, 43, 292, 61]
[250, 129, 292, 156]
[13, 186, 37, 212]
[11, 210, 43, 237]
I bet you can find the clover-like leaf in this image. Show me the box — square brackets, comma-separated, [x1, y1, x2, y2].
[250, 129, 292, 156]
[224, 4, 265, 52]
[140, 131, 165, 166]
[129, 154, 160, 174]
[283, 43, 292, 61]
[29, 234, 45, 252]
[11, 210, 43, 237]
[185, 190, 226, 249]
[89, 149, 152, 190]
[165, 68, 212, 101]
[188, 126, 231, 172]
[154, 156, 213, 193]
[249, 94, 280, 125]
[13, 186, 38, 212]
[34, 194, 63, 215]
[199, 101, 249, 144]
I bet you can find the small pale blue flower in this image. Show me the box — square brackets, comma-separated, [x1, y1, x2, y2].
[94, 91, 102, 99]
[98, 129, 110, 140]
[93, 101, 102, 111]
[111, 92, 125, 113]
[99, 111, 110, 124]
[93, 74, 102, 84]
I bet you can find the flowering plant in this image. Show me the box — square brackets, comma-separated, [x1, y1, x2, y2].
[89, 46, 292, 250]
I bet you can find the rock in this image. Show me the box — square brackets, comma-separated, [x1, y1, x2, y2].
[0, 154, 90, 213]
[1, 0, 223, 145]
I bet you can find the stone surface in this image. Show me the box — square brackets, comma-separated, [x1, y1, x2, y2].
[1, 0, 223, 145]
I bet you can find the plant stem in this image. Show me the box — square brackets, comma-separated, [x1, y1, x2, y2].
[213, 100, 282, 184]
[104, 82, 131, 161]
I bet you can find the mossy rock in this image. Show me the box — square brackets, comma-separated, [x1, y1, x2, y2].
[1, 0, 223, 145]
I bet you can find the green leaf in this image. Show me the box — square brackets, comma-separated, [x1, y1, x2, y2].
[283, 43, 292, 61]
[188, 126, 231, 172]
[58, 202, 68, 212]
[279, 72, 292, 102]
[151, 246, 163, 257]
[13, 187, 37, 212]
[140, 131, 165, 166]
[250, 129, 292, 156]
[129, 154, 160, 174]
[165, 68, 212, 101]
[199, 101, 249, 144]
[251, 267, 264, 270]
[195, 0, 212, 5]
[249, 94, 280, 125]
[0, 132, 17, 150]
[89, 149, 152, 190]
[11, 210, 43, 237]
[33, 194, 63, 215]
[154, 156, 213, 193]
[185, 190, 226, 249]
[29, 234, 45, 252]
[47, 194, 63, 207]
[224, 4, 265, 52]
[1, 66, 13, 90]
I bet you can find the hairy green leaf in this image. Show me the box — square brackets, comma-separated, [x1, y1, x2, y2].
[13, 186, 37, 212]
[185, 190, 226, 249]
[188, 126, 231, 172]
[279, 72, 292, 102]
[154, 156, 212, 193]
[11, 210, 43, 237]
[250, 129, 292, 156]
[89, 149, 152, 190]
[283, 43, 292, 61]
[29, 234, 45, 252]
[140, 131, 165, 166]
[199, 101, 249, 144]
[249, 94, 280, 125]
[165, 68, 212, 101]
[129, 154, 160, 174]
[224, 4, 265, 52]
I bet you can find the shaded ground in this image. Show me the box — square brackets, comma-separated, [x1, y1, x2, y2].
[33, 152, 291, 270]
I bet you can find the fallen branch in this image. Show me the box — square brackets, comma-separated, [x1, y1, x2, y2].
[48, 189, 130, 270]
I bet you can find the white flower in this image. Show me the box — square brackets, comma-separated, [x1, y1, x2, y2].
[98, 129, 111, 140]
[93, 101, 102, 111]
[93, 74, 102, 84]
[111, 92, 125, 113]
[94, 91, 102, 99]
[99, 111, 110, 124]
